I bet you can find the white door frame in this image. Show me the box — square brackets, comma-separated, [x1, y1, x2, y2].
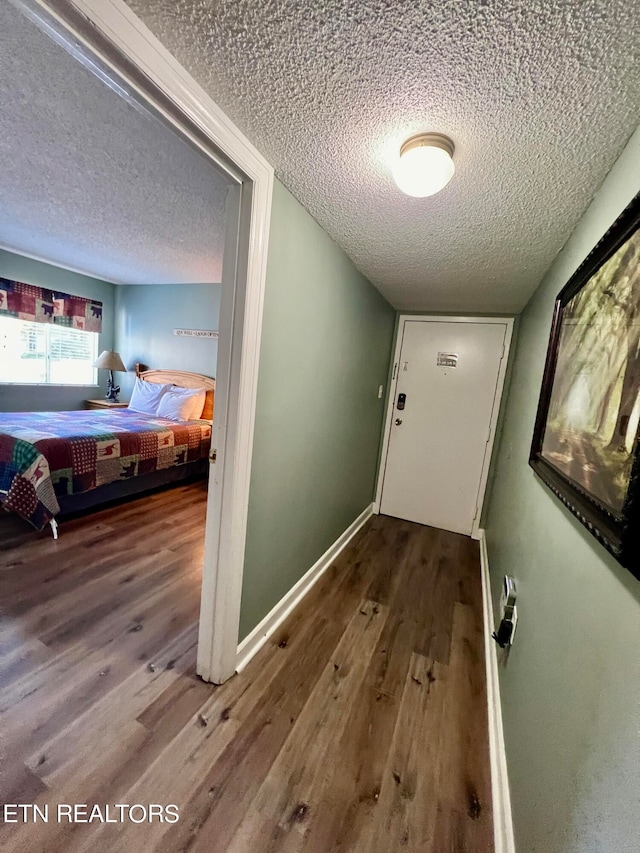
[24, 0, 274, 683]
[374, 315, 514, 539]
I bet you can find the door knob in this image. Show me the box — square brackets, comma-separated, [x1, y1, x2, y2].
[395, 418, 403, 425]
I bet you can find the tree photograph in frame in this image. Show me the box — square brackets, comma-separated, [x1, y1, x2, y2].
[530, 192, 640, 576]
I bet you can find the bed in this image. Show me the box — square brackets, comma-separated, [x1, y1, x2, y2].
[0, 368, 214, 536]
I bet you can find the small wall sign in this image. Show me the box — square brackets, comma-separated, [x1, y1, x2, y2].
[173, 329, 218, 338]
[437, 352, 458, 368]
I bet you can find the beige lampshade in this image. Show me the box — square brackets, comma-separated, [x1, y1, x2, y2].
[94, 350, 127, 372]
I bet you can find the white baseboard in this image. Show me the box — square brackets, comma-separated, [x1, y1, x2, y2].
[478, 529, 516, 853]
[235, 504, 374, 672]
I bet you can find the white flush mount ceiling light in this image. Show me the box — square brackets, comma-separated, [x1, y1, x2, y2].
[392, 132, 455, 197]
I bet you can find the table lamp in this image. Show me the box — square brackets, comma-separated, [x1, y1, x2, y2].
[94, 350, 127, 402]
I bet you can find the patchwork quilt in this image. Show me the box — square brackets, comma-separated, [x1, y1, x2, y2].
[0, 409, 211, 530]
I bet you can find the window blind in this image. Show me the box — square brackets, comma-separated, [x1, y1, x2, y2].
[0, 316, 98, 385]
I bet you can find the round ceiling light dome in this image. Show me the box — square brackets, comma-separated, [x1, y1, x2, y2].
[392, 132, 455, 197]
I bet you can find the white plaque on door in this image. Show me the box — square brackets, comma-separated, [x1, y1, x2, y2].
[437, 352, 458, 368]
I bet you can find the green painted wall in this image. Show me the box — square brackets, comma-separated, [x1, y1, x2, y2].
[239, 180, 395, 640]
[114, 283, 221, 399]
[486, 126, 640, 852]
[0, 249, 115, 411]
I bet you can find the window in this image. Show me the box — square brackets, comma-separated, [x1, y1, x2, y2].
[0, 316, 98, 385]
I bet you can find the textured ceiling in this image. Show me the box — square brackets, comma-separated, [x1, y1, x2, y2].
[0, 0, 229, 284]
[126, 0, 640, 311]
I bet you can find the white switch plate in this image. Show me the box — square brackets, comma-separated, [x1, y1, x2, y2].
[378, 385, 384, 399]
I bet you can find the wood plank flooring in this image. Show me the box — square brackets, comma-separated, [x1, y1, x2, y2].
[0, 483, 493, 852]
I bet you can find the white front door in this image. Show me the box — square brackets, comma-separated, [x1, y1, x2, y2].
[380, 318, 509, 536]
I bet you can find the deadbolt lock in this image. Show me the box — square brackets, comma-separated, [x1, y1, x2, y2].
[395, 418, 403, 426]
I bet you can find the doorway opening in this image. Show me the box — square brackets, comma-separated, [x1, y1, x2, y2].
[2, 0, 274, 684]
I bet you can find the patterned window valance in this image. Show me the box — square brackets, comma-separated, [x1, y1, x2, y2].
[0, 278, 102, 333]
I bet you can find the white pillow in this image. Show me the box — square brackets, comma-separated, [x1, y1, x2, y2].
[156, 387, 206, 422]
[170, 385, 206, 420]
[128, 378, 171, 415]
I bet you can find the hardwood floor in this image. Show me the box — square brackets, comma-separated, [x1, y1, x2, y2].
[0, 484, 493, 852]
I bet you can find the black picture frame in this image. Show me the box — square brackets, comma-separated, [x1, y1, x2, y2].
[530, 191, 640, 578]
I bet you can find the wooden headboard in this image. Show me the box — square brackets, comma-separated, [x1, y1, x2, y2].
[135, 366, 215, 420]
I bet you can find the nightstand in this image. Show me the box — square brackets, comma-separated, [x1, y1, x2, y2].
[85, 399, 129, 410]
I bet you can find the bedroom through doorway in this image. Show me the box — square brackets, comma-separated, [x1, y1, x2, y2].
[0, 0, 266, 757]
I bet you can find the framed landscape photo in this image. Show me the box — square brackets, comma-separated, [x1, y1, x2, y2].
[530, 192, 640, 577]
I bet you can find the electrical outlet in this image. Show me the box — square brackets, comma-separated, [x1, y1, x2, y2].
[493, 576, 518, 648]
[500, 575, 516, 613]
[510, 605, 518, 643]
